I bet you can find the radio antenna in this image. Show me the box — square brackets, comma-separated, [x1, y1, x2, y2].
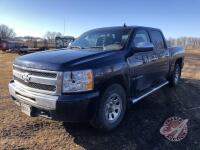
[64, 18, 65, 35]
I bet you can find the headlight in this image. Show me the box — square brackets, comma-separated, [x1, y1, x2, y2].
[63, 70, 93, 92]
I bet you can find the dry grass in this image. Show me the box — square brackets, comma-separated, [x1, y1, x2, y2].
[182, 49, 200, 80]
[0, 49, 200, 150]
[0, 52, 17, 98]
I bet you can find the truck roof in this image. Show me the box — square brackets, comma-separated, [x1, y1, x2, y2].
[89, 26, 161, 32]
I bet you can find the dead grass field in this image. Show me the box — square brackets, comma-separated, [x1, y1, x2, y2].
[0, 49, 200, 150]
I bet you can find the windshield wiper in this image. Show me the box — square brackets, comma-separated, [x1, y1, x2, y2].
[69, 46, 104, 50]
[69, 45, 82, 49]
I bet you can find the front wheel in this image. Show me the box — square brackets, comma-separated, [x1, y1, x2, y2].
[91, 84, 127, 131]
[169, 63, 181, 87]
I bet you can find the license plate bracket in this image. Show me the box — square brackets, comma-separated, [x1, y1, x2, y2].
[21, 103, 32, 116]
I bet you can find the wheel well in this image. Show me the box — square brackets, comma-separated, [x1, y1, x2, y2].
[175, 58, 183, 69]
[100, 75, 129, 97]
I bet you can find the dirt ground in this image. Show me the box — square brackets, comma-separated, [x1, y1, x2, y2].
[0, 49, 200, 150]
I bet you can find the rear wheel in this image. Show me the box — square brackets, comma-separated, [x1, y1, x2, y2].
[91, 84, 127, 131]
[169, 63, 181, 87]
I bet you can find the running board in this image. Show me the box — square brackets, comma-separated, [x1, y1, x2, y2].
[131, 81, 169, 104]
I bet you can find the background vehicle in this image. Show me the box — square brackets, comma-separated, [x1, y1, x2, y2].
[0, 39, 25, 51]
[55, 36, 75, 48]
[9, 26, 184, 131]
[0, 36, 75, 54]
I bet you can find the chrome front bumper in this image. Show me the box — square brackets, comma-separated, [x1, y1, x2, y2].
[9, 81, 58, 110]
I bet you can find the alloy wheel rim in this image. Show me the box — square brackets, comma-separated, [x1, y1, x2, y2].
[105, 93, 122, 123]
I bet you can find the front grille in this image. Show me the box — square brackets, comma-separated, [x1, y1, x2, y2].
[14, 76, 56, 91]
[13, 65, 60, 94]
[13, 66, 57, 78]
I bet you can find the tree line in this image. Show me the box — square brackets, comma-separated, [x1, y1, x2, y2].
[0, 24, 62, 42]
[1, 24, 200, 49]
[0, 24, 16, 39]
[167, 37, 200, 49]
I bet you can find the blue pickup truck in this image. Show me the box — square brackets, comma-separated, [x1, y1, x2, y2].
[9, 26, 184, 131]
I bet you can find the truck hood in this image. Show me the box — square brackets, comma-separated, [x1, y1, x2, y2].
[14, 49, 116, 71]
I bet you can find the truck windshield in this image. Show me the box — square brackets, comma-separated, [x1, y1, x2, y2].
[69, 28, 131, 51]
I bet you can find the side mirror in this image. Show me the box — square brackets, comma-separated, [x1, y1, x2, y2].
[132, 42, 154, 52]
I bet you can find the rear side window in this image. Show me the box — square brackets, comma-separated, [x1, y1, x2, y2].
[149, 30, 165, 49]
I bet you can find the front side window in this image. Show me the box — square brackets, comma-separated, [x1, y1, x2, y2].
[69, 28, 131, 51]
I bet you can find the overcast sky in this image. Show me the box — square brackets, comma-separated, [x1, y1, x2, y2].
[0, 0, 200, 38]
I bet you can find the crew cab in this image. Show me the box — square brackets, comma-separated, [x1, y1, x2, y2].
[9, 26, 184, 131]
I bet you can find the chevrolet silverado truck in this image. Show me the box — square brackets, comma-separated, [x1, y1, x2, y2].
[9, 26, 184, 131]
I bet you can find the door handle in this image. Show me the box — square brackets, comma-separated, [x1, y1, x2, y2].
[151, 55, 158, 61]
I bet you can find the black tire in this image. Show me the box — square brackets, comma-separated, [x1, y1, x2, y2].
[91, 84, 127, 131]
[169, 63, 181, 87]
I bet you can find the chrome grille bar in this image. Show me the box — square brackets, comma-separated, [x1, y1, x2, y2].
[13, 70, 57, 85]
[13, 64, 62, 95]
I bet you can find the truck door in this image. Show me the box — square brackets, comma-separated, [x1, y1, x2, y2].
[149, 29, 170, 82]
[127, 29, 157, 94]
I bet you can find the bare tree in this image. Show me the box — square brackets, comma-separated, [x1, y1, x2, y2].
[0, 24, 16, 39]
[167, 37, 200, 49]
[44, 31, 62, 42]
